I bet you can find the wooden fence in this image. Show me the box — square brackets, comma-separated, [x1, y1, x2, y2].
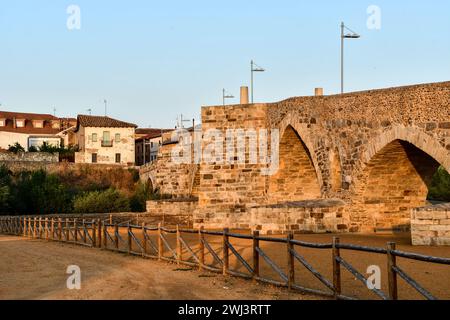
[1, 216, 449, 300]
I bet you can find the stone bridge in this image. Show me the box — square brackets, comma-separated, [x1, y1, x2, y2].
[141, 81, 450, 237]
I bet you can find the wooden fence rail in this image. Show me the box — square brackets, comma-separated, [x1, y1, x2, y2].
[1, 216, 450, 300]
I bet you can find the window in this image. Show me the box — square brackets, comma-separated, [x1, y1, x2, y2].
[51, 121, 60, 129]
[92, 153, 97, 163]
[32, 120, 44, 128]
[115, 133, 121, 143]
[102, 131, 112, 147]
[16, 119, 25, 128]
[115, 153, 121, 163]
[92, 133, 98, 142]
[0, 119, 5, 127]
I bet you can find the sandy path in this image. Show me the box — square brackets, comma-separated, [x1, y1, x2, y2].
[0, 235, 318, 300]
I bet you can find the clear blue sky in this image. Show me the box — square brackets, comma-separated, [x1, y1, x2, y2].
[0, 1, 449, 128]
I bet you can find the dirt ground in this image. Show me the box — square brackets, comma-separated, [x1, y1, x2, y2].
[131, 230, 450, 300]
[1, 231, 450, 300]
[0, 235, 319, 300]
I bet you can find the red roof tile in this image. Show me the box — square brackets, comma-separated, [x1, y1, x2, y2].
[76, 115, 137, 131]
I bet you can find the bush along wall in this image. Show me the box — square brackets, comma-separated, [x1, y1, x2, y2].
[0, 165, 153, 215]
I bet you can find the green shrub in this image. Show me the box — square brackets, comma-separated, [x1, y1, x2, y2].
[129, 182, 152, 212]
[11, 170, 72, 214]
[428, 166, 450, 202]
[73, 188, 130, 213]
[7, 142, 25, 154]
[0, 166, 11, 213]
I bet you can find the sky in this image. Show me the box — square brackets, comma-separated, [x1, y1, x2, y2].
[0, 1, 449, 128]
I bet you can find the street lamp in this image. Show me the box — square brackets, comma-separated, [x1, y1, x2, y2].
[340, 22, 361, 94]
[251, 60, 265, 103]
[222, 89, 235, 106]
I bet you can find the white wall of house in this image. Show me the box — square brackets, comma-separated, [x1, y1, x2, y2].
[0, 132, 29, 150]
[75, 126, 135, 165]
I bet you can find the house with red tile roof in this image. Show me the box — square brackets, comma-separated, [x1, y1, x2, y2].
[135, 128, 174, 166]
[74, 115, 137, 165]
[0, 111, 76, 151]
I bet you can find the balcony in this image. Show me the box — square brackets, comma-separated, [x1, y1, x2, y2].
[101, 140, 113, 147]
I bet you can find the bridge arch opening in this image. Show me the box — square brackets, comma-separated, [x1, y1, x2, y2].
[353, 139, 442, 232]
[267, 125, 321, 203]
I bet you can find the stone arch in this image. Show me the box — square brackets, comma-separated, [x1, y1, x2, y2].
[351, 126, 449, 232]
[276, 112, 324, 189]
[356, 126, 449, 176]
[267, 124, 322, 203]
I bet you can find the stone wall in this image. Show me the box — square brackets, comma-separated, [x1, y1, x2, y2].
[411, 203, 450, 246]
[140, 141, 200, 198]
[146, 199, 198, 218]
[0, 152, 59, 163]
[249, 199, 347, 235]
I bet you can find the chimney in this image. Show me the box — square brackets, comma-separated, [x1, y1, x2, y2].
[240, 86, 249, 104]
[315, 88, 324, 96]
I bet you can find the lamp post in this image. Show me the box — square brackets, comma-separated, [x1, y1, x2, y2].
[251, 60, 265, 103]
[222, 89, 235, 106]
[340, 22, 360, 94]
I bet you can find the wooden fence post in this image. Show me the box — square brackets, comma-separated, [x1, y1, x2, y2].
[176, 225, 182, 264]
[142, 223, 147, 257]
[252, 231, 260, 280]
[33, 217, 37, 239]
[50, 218, 54, 240]
[114, 223, 119, 250]
[332, 237, 341, 299]
[127, 224, 132, 254]
[23, 218, 27, 237]
[158, 223, 163, 261]
[45, 218, 49, 240]
[27, 218, 31, 237]
[82, 219, 87, 244]
[39, 217, 43, 239]
[92, 220, 97, 247]
[74, 219, 78, 243]
[199, 226, 204, 271]
[287, 231, 295, 290]
[223, 228, 229, 276]
[97, 219, 102, 248]
[58, 218, 62, 241]
[109, 214, 113, 225]
[65, 218, 70, 242]
[103, 221, 107, 249]
[387, 242, 398, 300]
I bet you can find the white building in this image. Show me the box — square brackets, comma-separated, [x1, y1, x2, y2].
[0, 111, 76, 151]
[74, 115, 137, 165]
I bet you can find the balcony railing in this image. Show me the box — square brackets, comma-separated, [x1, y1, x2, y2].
[101, 140, 113, 147]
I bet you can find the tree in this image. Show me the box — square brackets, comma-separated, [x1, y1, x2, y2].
[429, 167, 450, 202]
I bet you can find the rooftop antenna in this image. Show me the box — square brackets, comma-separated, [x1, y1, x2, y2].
[53, 107, 56, 117]
[104, 99, 108, 117]
[222, 88, 235, 106]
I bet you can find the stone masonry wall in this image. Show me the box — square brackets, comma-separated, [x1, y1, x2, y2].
[146, 199, 197, 218]
[412, 203, 450, 246]
[140, 142, 199, 198]
[249, 199, 347, 235]
[0, 152, 59, 163]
